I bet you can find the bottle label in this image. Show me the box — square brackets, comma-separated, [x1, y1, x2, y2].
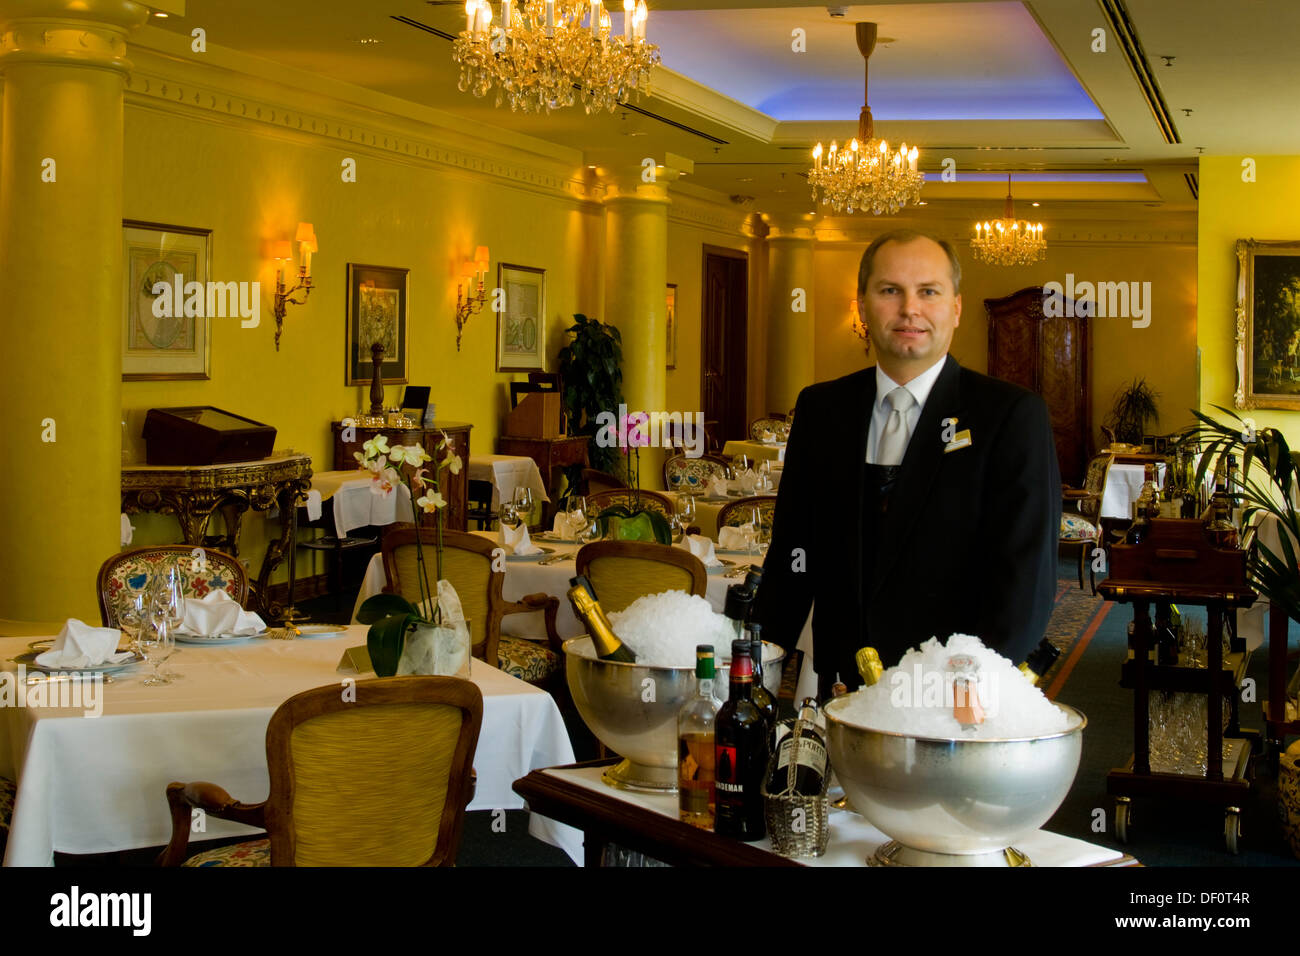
[776, 738, 827, 773]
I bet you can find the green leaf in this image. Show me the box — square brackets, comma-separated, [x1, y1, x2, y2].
[356, 593, 420, 625]
[366, 612, 417, 677]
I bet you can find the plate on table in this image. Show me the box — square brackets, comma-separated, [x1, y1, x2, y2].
[715, 547, 757, 556]
[174, 629, 267, 646]
[706, 558, 738, 575]
[534, 532, 578, 544]
[288, 624, 349, 639]
[506, 546, 555, 562]
[12, 649, 145, 675]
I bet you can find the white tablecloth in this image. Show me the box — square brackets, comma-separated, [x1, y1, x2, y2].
[0, 627, 579, 866]
[469, 454, 550, 512]
[1101, 462, 1167, 519]
[544, 766, 1129, 867]
[329, 478, 413, 536]
[722, 439, 786, 463]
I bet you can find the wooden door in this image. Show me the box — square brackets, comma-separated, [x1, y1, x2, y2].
[985, 287, 1089, 484]
[701, 247, 748, 444]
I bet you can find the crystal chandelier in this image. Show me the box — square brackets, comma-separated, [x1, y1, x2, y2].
[808, 23, 924, 215]
[970, 174, 1046, 266]
[452, 0, 661, 114]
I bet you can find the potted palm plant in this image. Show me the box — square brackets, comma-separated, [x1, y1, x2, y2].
[557, 313, 625, 479]
[1105, 378, 1161, 447]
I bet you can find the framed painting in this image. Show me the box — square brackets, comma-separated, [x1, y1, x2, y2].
[666, 283, 678, 369]
[346, 263, 409, 385]
[496, 263, 545, 372]
[122, 220, 212, 380]
[1235, 239, 1300, 410]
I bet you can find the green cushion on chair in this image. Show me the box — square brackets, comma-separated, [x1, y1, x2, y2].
[183, 838, 270, 867]
[496, 637, 560, 684]
[1060, 513, 1099, 541]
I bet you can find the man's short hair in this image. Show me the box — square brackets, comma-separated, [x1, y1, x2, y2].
[856, 229, 963, 297]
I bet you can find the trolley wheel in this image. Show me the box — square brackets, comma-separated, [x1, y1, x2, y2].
[1224, 808, 1241, 855]
[1115, 798, 1132, 844]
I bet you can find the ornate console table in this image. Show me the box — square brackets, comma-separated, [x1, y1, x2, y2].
[120, 454, 314, 619]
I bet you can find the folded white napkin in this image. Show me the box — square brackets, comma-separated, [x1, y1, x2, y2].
[718, 523, 756, 552]
[675, 533, 721, 567]
[707, 476, 729, 498]
[120, 513, 134, 548]
[759, 429, 776, 443]
[36, 619, 132, 668]
[181, 590, 267, 637]
[500, 522, 542, 555]
[552, 510, 586, 539]
[306, 489, 323, 521]
[739, 468, 757, 493]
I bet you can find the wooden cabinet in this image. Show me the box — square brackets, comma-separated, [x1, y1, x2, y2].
[330, 421, 472, 532]
[497, 435, 589, 522]
[985, 286, 1090, 485]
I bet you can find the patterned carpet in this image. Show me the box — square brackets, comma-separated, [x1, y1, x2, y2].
[1038, 577, 1115, 701]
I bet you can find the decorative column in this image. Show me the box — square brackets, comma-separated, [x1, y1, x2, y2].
[764, 213, 818, 416]
[0, 0, 149, 623]
[602, 162, 678, 490]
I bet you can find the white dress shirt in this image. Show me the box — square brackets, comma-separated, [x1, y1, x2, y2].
[866, 357, 947, 464]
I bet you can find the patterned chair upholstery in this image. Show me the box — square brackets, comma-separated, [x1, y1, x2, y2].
[717, 495, 779, 536]
[161, 677, 482, 866]
[586, 489, 673, 519]
[1060, 451, 1113, 593]
[749, 417, 790, 441]
[575, 541, 707, 613]
[0, 775, 14, 859]
[381, 528, 564, 687]
[97, 546, 248, 627]
[663, 454, 729, 493]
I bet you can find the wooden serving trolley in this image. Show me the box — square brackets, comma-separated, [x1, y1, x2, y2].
[1098, 518, 1258, 853]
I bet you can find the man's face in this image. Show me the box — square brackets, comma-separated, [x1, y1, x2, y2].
[859, 238, 962, 380]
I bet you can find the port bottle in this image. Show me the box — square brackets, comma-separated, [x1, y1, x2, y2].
[714, 640, 767, 840]
[766, 698, 829, 797]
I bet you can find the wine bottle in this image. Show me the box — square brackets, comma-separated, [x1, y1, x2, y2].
[855, 646, 883, 687]
[766, 698, 829, 797]
[679, 645, 720, 830]
[746, 624, 776, 749]
[567, 574, 637, 663]
[723, 566, 764, 642]
[714, 640, 767, 841]
[1018, 638, 1061, 685]
[1206, 482, 1239, 549]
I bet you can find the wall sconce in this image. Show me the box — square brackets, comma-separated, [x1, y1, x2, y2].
[272, 222, 317, 351]
[454, 245, 490, 351]
[850, 298, 872, 353]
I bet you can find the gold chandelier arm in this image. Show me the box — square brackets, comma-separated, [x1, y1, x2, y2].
[1004, 173, 1015, 219]
[857, 22, 877, 140]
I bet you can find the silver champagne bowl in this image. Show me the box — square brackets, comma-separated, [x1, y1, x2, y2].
[824, 697, 1086, 866]
[564, 637, 784, 792]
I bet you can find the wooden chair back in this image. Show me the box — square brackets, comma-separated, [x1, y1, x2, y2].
[587, 488, 674, 518]
[1078, 452, 1114, 522]
[662, 453, 730, 493]
[381, 527, 504, 666]
[575, 541, 707, 613]
[749, 417, 790, 441]
[717, 495, 779, 534]
[96, 546, 248, 627]
[263, 677, 482, 865]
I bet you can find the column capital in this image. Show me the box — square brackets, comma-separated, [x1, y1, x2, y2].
[762, 211, 819, 241]
[0, 0, 150, 74]
[592, 150, 692, 203]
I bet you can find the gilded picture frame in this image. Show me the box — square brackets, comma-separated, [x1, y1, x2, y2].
[496, 263, 546, 372]
[1235, 239, 1300, 410]
[346, 263, 409, 385]
[122, 220, 212, 381]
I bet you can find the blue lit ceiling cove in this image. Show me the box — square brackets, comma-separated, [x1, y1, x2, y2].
[650, 3, 1103, 122]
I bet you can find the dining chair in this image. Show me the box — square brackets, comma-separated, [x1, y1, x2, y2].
[748, 417, 790, 441]
[380, 527, 564, 688]
[466, 478, 498, 530]
[662, 453, 729, 493]
[580, 467, 627, 494]
[159, 676, 482, 866]
[586, 489, 674, 519]
[575, 541, 708, 613]
[96, 546, 249, 627]
[716, 495, 779, 536]
[1060, 451, 1114, 592]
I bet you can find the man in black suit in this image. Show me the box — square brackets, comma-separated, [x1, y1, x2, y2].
[755, 230, 1060, 695]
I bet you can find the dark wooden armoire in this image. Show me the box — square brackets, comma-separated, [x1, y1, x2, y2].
[984, 286, 1090, 485]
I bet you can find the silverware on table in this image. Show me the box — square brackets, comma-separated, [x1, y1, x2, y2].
[25, 672, 114, 685]
[538, 553, 574, 566]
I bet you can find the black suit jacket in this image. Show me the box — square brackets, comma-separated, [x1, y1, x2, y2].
[754, 355, 1061, 681]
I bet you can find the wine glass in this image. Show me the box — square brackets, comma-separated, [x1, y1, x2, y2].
[116, 572, 150, 654]
[143, 561, 185, 685]
[730, 454, 749, 480]
[513, 486, 534, 527]
[748, 505, 768, 557]
[674, 495, 696, 542]
[566, 495, 588, 541]
[498, 499, 520, 531]
[757, 460, 773, 492]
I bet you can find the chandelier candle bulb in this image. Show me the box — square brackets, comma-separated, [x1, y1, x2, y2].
[502, 0, 512, 35]
[545, 0, 554, 34]
[590, 0, 600, 36]
[634, 0, 646, 40]
[623, 0, 633, 39]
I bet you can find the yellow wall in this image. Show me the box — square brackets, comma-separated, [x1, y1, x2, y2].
[813, 238, 1199, 466]
[1197, 155, 1300, 445]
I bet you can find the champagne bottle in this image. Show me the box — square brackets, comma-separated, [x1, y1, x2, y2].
[567, 575, 637, 663]
[746, 624, 776, 749]
[714, 640, 767, 841]
[855, 646, 883, 687]
[1018, 639, 1061, 685]
[766, 698, 829, 797]
[679, 645, 720, 830]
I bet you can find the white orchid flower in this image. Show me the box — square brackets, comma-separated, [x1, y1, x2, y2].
[416, 491, 446, 513]
[371, 466, 401, 496]
[446, 452, 462, 475]
[361, 435, 390, 459]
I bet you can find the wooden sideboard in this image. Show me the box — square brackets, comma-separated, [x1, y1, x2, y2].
[496, 434, 590, 523]
[330, 421, 471, 532]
